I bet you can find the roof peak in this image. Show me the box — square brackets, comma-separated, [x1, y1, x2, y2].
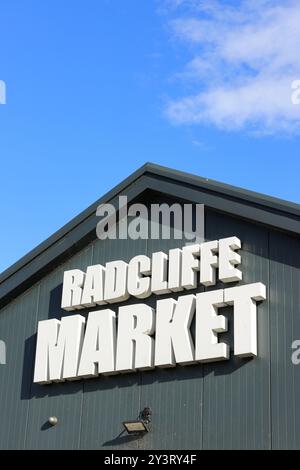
[0, 162, 299, 309]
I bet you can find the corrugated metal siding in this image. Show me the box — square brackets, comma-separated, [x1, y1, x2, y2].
[0, 286, 39, 449]
[0, 204, 299, 449]
[25, 246, 93, 449]
[140, 224, 204, 450]
[270, 231, 300, 449]
[140, 366, 203, 450]
[80, 236, 146, 450]
[202, 210, 271, 450]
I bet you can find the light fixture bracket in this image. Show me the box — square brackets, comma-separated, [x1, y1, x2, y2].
[123, 407, 152, 435]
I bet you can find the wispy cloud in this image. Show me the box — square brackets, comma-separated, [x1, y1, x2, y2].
[191, 138, 214, 151]
[164, 0, 300, 135]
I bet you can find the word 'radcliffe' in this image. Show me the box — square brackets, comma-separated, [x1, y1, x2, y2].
[33, 237, 267, 384]
[61, 236, 244, 309]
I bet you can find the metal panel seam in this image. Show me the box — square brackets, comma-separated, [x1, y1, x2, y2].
[23, 282, 41, 449]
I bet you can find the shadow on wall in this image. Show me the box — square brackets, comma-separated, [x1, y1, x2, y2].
[20, 318, 251, 402]
[103, 430, 141, 447]
[41, 420, 55, 431]
[48, 284, 66, 320]
[20, 259, 256, 401]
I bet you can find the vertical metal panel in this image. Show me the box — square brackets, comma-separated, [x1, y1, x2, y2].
[139, 204, 204, 450]
[0, 286, 39, 449]
[140, 366, 203, 450]
[25, 246, 93, 449]
[80, 374, 142, 450]
[0, 196, 299, 449]
[202, 210, 270, 449]
[270, 232, 300, 449]
[80, 236, 146, 450]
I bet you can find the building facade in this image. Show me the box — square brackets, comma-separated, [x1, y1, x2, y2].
[0, 163, 299, 450]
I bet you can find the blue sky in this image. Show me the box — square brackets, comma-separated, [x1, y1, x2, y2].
[0, 0, 299, 272]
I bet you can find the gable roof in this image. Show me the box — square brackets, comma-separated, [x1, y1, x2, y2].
[0, 162, 299, 309]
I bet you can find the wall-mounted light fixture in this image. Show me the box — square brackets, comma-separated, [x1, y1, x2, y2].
[48, 416, 58, 426]
[123, 407, 152, 435]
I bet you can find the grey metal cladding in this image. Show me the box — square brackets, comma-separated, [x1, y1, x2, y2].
[0, 163, 299, 310]
[269, 231, 300, 449]
[0, 164, 299, 449]
[203, 209, 270, 450]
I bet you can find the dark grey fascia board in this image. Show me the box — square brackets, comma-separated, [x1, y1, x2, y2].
[143, 175, 300, 235]
[0, 162, 299, 309]
[145, 163, 300, 217]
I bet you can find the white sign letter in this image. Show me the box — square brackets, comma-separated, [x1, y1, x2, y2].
[200, 240, 218, 286]
[61, 269, 85, 311]
[104, 260, 129, 303]
[151, 252, 170, 295]
[81, 265, 106, 307]
[196, 289, 229, 362]
[219, 237, 242, 283]
[116, 304, 155, 372]
[128, 255, 151, 299]
[181, 244, 200, 290]
[155, 295, 195, 367]
[34, 315, 86, 383]
[78, 309, 116, 377]
[224, 282, 266, 357]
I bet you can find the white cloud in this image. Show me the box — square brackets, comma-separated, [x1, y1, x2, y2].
[164, 0, 300, 134]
